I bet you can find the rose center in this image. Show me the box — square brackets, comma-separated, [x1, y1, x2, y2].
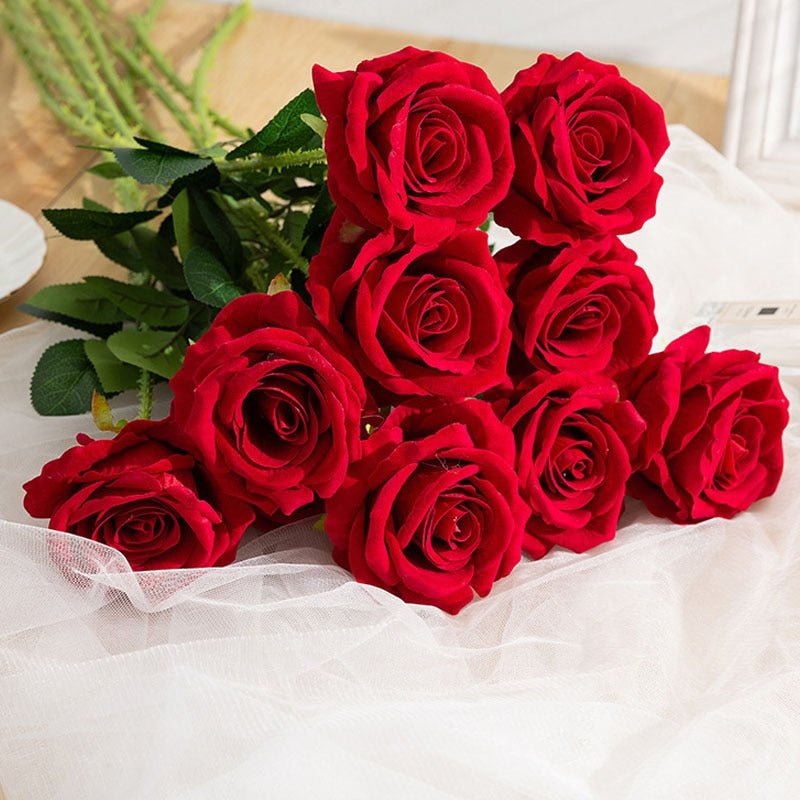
[242, 372, 319, 460]
[406, 103, 466, 188]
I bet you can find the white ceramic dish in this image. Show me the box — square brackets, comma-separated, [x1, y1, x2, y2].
[0, 198, 47, 300]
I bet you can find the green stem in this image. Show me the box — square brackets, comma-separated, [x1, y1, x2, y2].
[61, 0, 158, 140]
[30, 0, 138, 140]
[128, 10, 249, 142]
[140, 0, 166, 31]
[192, 2, 252, 145]
[1, 2, 108, 139]
[137, 368, 153, 420]
[218, 147, 327, 174]
[253, 217, 309, 274]
[107, 35, 206, 148]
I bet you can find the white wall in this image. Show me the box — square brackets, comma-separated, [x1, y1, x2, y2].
[234, 0, 741, 75]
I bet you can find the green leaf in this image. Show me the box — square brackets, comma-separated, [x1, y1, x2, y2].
[43, 208, 160, 240]
[83, 339, 141, 394]
[86, 161, 128, 179]
[172, 188, 243, 277]
[283, 209, 309, 254]
[300, 113, 327, 139]
[191, 190, 243, 275]
[131, 227, 187, 290]
[16, 303, 122, 338]
[302, 183, 336, 259]
[156, 162, 220, 209]
[106, 329, 187, 379]
[83, 276, 189, 328]
[23, 283, 127, 324]
[82, 197, 111, 212]
[96, 225, 187, 291]
[94, 231, 146, 273]
[183, 246, 244, 308]
[30, 339, 102, 415]
[113, 146, 214, 185]
[226, 89, 320, 159]
[132, 137, 200, 156]
[172, 188, 201, 259]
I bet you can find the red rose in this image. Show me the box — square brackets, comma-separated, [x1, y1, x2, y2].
[22, 419, 253, 570]
[308, 216, 512, 401]
[496, 235, 657, 382]
[169, 291, 367, 521]
[626, 327, 790, 523]
[324, 398, 527, 614]
[496, 372, 644, 559]
[493, 52, 669, 244]
[313, 46, 513, 243]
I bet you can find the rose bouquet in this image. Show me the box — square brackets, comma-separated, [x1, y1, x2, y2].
[14, 26, 789, 612]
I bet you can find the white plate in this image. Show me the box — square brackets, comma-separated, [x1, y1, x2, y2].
[0, 198, 47, 300]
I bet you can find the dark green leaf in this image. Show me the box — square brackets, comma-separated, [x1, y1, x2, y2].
[113, 146, 214, 185]
[82, 276, 189, 328]
[191, 190, 243, 276]
[156, 162, 220, 208]
[23, 283, 127, 324]
[226, 89, 320, 159]
[95, 231, 147, 274]
[83, 339, 141, 394]
[43, 208, 160, 240]
[186, 305, 218, 343]
[17, 303, 121, 338]
[86, 161, 128, 179]
[130, 227, 187, 290]
[290, 268, 311, 307]
[283, 209, 309, 253]
[302, 183, 336, 259]
[172, 188, 243, 277]
[106, 329, 187, 379]
[30, 339, 101, 415]
[132, 137, 200, 156]
[95, 222, 187, 289]
[183, 246, 244, 308]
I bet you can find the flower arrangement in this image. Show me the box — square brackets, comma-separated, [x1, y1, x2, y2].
[11, 7, 790, 613]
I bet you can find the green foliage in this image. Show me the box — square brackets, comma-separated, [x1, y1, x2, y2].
[106, 329, 187, 380]
[83, 339, 141, 395]
[30, 339, 102, 416]
[27, 84, 334, 420]
[114, 138, 215, 185]
[22, 282, 127, 325]
[43, 207, 160, 240]
[183, 246, 244, 308]
[95, 225, 187, 290]
[82, 276, 190, 328]
[226, 89, 321, 159]
[86, 161, 129, 180]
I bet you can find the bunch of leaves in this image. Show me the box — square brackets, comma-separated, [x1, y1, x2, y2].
[21, 89, 334, 417]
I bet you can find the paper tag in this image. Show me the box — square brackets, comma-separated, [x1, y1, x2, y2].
[696, 300, 800, 325]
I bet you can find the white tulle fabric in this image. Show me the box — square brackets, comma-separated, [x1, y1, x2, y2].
[1, 126, 799, 799]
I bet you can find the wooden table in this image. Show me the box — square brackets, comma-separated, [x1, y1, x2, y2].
[0, 0, 730, 335]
